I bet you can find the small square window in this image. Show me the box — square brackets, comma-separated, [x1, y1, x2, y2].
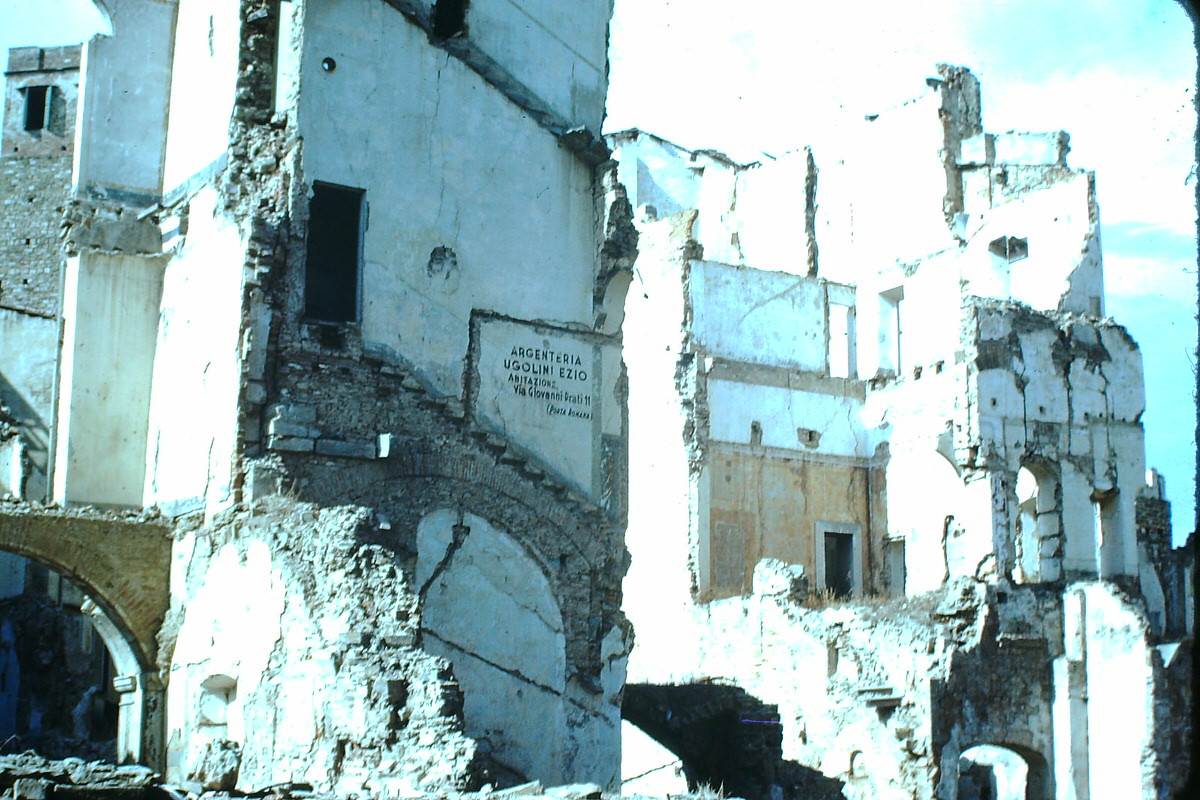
[431, 0, 469, 39]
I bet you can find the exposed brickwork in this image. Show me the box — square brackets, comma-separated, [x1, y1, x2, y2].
[0, 45, 78, 318]
[0, 503, 172, 670]
[0, 153, 69, 316]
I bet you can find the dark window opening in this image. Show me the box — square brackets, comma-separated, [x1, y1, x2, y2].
[823, 532, 854, 598]
[22, 86, 50, 132]
[431, 0, 469, 40]
[305, 182, 364, 323]
[988, 235, 1029, 263]
[387, 679, 409, 730]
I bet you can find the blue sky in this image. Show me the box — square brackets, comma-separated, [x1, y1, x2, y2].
[2, 0, 1196, 540]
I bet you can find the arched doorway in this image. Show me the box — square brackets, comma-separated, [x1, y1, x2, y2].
[0, 508, 171, 766]
[0, 551, 151, 762]
[958, 744, 1050, 800]
[1013, 463, 1061, 584]
[416, 510, 568, 785]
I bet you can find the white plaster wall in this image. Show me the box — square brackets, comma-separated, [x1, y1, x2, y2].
[691, 160, 742, 266]
[1075, 583, 1158, 800]
[0, 311, 56, 427]
[161, 0, 240, 195]
[730, 151, 811, 275]
[689, 262, 825, 370]
[620, 216, 708, 684]
[610, 133, 706, 220]
[814, 91, 958, 282]
[888, 253, 961, 372]
[707, 379, 869, 458]
[54, 253, 165, 506]
[960, 174, 1102, 315]
[992, 132, 1067, 167]
[142, 188, 244, 515]
[417, 510, 568, 784]
[884, 448, 957, 595]
[610, 135, 814, 276]
[298, 0, 598, 396]
[467, 0, 610, 132]
[166, 538, 288, 782]
[75, 0, 176, 198]
[0, 310, 57, 498]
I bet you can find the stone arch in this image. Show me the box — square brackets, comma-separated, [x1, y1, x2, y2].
[957, 743, 1051, 800]
[292, 443, 624, 684]
[0, 508, 171, 765]
[416, 509, 567, 784]
[621, 683, 845, 800]
[1013, 461, 1062, 584]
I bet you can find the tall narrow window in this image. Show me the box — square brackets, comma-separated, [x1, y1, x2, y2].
[829, 301, 857, 379]
[22, 86, 50, 132]
[305, 182, 364, 323]
[878, 286, 904, 375]
[431, 0, 469, 39]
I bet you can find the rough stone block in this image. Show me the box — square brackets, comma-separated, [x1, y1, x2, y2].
[267, 418, 317, 438]
[245, 380, 267, 405]
[245, 462, 283, 500]
[41, 46, 81, 71]
[315, 438, 376, 459]
[7, 48, 41, 73]
[268, 435, 314, 453]
[14, 779, 52, 800]
[267, 402, 316, 425]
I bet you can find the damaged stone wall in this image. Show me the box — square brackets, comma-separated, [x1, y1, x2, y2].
[159, 0, 630, 790]
[163, 499, 477, 794]
[612, 67, 1189, 800]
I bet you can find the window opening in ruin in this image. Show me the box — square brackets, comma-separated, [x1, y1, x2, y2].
[884, 538, 906, 597]
[988, 235, 1029, 264]
[828, 301, 857, 379]
[1015, 467, 1041, 583]
[1093, 489, 1120, 577]
[878, 287, 903, 375]
[823, 532, 854, 597]
[387, 679, 409, 730]
[431, 0, 469, 40]
[749, 420, 762, 445]
[22, 86, 50, 132]
[304, 182, 364, 323]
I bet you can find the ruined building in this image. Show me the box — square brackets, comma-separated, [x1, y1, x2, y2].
[0, 0, 631, 791]
[614, 66, 1193, 800]
[0, 5, 1192, 800]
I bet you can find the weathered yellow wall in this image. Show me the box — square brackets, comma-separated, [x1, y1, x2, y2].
[706, 446, 886, 599]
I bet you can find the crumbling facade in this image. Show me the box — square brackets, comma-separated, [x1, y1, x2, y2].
[613, 67, 1192, 800]
[1, 0, 630, 792]
[0, 6, 1192, 800]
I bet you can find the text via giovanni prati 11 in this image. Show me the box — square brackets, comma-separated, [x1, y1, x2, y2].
[502, 344, 593, 421]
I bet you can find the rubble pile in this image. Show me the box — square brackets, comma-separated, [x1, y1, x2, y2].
[0, 756, 715, 800]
